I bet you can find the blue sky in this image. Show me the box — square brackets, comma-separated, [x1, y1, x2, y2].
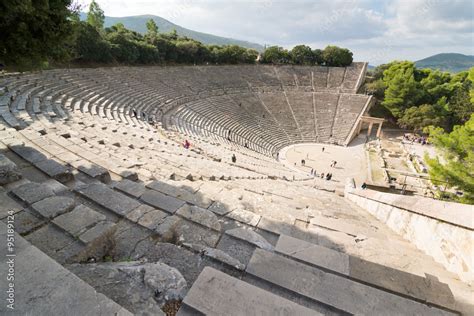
[81, 0, 474, 65]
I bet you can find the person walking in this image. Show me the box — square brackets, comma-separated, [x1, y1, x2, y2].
[231, 154, 236, 163]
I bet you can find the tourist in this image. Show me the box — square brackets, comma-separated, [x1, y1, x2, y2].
[320, 173, 324, 179]
[231, 154, 236, 163]
[132, 108, 137, 117]
[183, 140, 190, 149]
[310, 168, 314, 176]
[322, 147, 325, 152]
[333, 161, 337, 167]
[276, 152, 279, 160]
[301, 159, 305, 166]
[361, 182, 367, 189]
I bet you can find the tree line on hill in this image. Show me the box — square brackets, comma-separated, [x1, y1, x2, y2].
[0, 0, 353, 69]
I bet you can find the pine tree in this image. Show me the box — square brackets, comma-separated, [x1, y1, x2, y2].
[425, 115, 474, 204]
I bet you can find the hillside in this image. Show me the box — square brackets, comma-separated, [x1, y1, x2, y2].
[415, 53, 474, 73]
[79, 13, 264, 51]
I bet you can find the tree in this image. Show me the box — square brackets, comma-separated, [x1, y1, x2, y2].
[312, 49, 323, 65]
[146, 19, 158, 36]
[448, 82, 473, 126]
[322, 45, 353, 66]
[290, 45, 314, 65]
[382, 61, 423, 118]
[469, 67, 474, 103]
[260, 46, 289, 64]
[398, 103, 446, 132]
[87, 0, 105, 31]
[425, 115, 474, 204]
[0, 0, 77, 69]
[74, 22, 112, 63]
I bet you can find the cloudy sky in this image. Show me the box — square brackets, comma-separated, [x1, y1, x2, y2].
[80, 0, 473, 65]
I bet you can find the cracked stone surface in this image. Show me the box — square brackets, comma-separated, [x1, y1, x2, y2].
[225, 228, 274, 251]
[11, 182, 55, 204]
[31, 196, 75, 219]
[53, 204, 106, 237]
[67, 262, 165, 316]
[176, 204, 221, 231]
[0, 153, 22, 185]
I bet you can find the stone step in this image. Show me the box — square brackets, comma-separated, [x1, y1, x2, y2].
[0, 222, 131, 315]
[246, 248, 456, 316]
[178, 267, 318, 316]
[275, 234, 457, 311]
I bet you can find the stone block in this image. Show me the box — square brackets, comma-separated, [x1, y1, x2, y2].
[76, 183, 140, 216]
[140, 189, 185, 214]
[53, 204, 106, 237]
[31, 196, 75, 219]
[180, 267, 317, 316]
[0, 153, 22, 185]
[11, 182, 55, 204]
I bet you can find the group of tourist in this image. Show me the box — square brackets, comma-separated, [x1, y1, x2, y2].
[309, 169, 333, 181]
[403, 134, 428, 145]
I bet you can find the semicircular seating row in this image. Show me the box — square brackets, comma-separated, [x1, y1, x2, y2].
[0, 69, 332, 182]
[0, 63, 369, 159]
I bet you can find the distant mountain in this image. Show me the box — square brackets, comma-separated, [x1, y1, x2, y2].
[415, 53, 474, 73]
[79, 13, 264, 51]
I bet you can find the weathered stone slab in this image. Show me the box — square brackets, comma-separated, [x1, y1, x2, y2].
[125, 204, 155, 223]
[246, 249, 455, 316]
[113, 179, 145, 198]
[146, 180, 212, 208]
[76, 183, 140, 216]
[43, 178, 69, 194]
[309, 214, 383, 239]
[11, 182, 55, 204]
[34, 159, 73, 183]
[154, 216, 181, 241]
[0, 190, 23, 219]
[207, 201, 232, 216]
[349, 256, 456, 310]
[69, 159, 111, 183]
[183, 243, 245, 271]
[31, 196, 75, 219]
[25, 224, 76, 258]
[9, 145, 47, 163]
[275, 234, 350, 275]
[226, 209, 261, 227]
[137, 209, 168, 230]
[176, 204, 221, 231]
[140, 189, 185, 214]
[53, 204, 106, 237]
[180, 267, 317, 316]
[0, 222, 132, 315]
[79, 221, 116, 244]
[67, 261, 187, 315]
[3, 210, 45, 235]
[225, 228, 273, 251]
[257, 216, 295, 236]
[0, 153, 22, 184]
[153, 215, 220, 247]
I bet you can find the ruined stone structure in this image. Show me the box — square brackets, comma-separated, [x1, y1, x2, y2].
[0, 64, 472, 315]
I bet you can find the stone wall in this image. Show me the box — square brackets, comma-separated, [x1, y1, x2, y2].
[345, 184, 474, 284]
